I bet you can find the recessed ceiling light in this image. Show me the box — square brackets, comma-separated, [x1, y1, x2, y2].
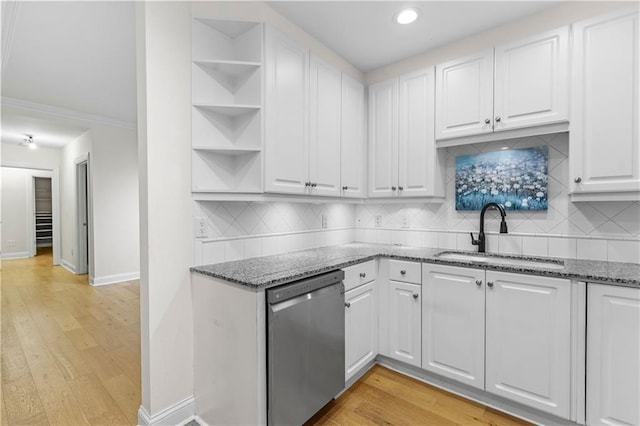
[395, 8, 420, 25]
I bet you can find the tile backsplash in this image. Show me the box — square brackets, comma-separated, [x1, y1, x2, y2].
[355, 132, 640, 264]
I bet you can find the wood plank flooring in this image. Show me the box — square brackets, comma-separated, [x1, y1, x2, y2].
[306, 365, 531, 426]
[1, 249, 140, 425]
[2, 249, 530, 426]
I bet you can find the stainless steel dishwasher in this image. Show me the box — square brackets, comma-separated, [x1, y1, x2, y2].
[267, 270, 345, 426]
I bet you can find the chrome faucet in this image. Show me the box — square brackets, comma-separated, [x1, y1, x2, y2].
[470, 202, 508, 253]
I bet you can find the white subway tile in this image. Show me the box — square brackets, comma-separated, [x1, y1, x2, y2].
[377, 230, 391, 245]
[201, 241, 225, 264]
[355, 228, 365, 243]
[522, 236, 548, 257]
[456, 233, 475, 251]
[498, 235, 523, 255]
[390, 230, 406, 246]
[421, 231, 438, 248]
[224, 239, 244, 261]
[576, 239, 607, 261]
[406, 230, 421, 248]
[244, 238, 262, 259]
[438, 232, 457, 250]
[607, 240, 640, 263]
[548, 237, 576, 259]
[261, 236, 279, 256]
[279, 235, 293, 253]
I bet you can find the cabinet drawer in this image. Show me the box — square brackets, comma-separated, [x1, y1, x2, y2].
[343, 260, 376, 291]
[389, 260, 421, 284]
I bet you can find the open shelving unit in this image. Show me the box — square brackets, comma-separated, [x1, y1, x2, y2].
[191, 17, 264, 194]
[34, 177, 53, 248]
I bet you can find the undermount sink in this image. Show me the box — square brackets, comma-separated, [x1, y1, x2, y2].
[435, 251, 565, 270]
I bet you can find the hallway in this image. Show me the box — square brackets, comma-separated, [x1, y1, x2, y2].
[1, 250, 140, 425]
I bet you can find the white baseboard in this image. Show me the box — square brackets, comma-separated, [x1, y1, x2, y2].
[138, 396, 195, 426]
[91, 271, 140, 286]
[60, 259, 76, 274]
[1, 251, 30, 260]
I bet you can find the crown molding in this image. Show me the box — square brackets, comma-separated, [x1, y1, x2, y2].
[1, 97, 136, 130]
[1, 1, 20, 72]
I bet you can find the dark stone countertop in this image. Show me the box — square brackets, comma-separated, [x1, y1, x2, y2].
[190, 243, 640, 291]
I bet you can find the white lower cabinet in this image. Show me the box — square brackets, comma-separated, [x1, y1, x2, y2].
[345, 281, 378, 382]
[587, 284, 640, 426]
[422, 264, 572, 419]
[388, 280, 422, 367]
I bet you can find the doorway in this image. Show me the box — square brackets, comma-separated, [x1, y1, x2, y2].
[75, 158, 89, 275]
[33, 176, 53, 256]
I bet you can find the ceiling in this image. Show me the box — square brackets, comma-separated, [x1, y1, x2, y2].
[268, 1, 562, 72]
[1, 1, 560, 150]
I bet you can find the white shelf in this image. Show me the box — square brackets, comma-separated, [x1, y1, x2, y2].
[193, 104, 261, 117]
[193, 146, 261, 155]
[192, 18, 262, 63]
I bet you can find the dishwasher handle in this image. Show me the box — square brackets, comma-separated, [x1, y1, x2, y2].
[267, 270, 345, 305]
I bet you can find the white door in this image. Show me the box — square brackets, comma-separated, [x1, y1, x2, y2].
[587, 284, 640, 426]
[264, 26, 309, 194]
[368, 78, 398, 197]
[494, 26, 569, 131]
[340, 74, 366, 198]
[345, 281, 378, 381]
[388, 280, 421, 367]
[398, 67, 437, 197]
[570, 9, 640, 196]
[485, 271, 571, 418]
[422, 264, 485, 389]
[435, 50, 494, 140]
[76, 160, 89, 275]
[309, 55, 342, 197]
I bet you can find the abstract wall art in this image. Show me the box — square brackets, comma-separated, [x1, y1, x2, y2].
[455, 146, 549, 211]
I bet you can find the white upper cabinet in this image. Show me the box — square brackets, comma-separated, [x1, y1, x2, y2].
[435, 50, 494, 140]
[570, 9, 640, 201]
[494, 27, 569, 131]
[587, 284, 640, 426]
[341, 74, 366, 198]
[264, 26, 309, 195]
[436, 27, 569, 142]
[309, 55, 342, 197]
[369, 68, 444, 198]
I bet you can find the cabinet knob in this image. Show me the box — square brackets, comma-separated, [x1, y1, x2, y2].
[475, 280, 482, 286]
[484, 118, 491, 124]
[345, 302, 351, 308]
[398, 186, 404, 191]
[487, 281, 494, 288]
[342, 186, 348, 191]
[305, 182, 311, 187]
[400, 270, 406, 275]
[495, 116, 501, 122]
[574, 177, 582, 183]
[391, 186, 397, 191]
[412, 293, 419, 299]
[359, 272, 366, 278]
[311, 183, 317, 188]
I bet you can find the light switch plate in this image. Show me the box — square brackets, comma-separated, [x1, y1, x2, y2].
[194, 217, 208, 238]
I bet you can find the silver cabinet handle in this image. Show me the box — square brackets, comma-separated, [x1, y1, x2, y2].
[487, 281, 494, 288]
[311, 183, 317, 188]
[359, 272, 366, 278]
[484, 118, 491, 124]
[413, 293, 419, 299]
[305, 182, 311, 187]
[475, 280, 482, 286]
[574, 177, 582, 183]
[398, 186, 404, 191]
[345, 302, 351, 308]
[495, 116, 501, 122]
[400, 270, 406, 275]
[391, 186, 397, 191]
[342, 186, 348, 190]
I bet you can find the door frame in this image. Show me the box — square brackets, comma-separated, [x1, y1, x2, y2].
[75, 153, 91, 276]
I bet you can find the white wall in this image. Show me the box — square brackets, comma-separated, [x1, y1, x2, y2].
[1, 143, 62, 170]
[2, 167, 30, 258]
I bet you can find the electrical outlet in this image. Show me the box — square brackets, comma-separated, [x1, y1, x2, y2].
[321, 214, 328, 229]
[401, 216, 409, 228]
[7, 239, 16, 247]
[375, 216, 382, 227]
[195, 217, 208, 238]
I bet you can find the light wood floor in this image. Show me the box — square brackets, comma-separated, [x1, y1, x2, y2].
[2, 250, 530, 426]
[1, 249, 140, 425]
[307, 365, 531, 426]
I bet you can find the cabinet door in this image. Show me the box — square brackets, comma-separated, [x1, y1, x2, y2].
[388, 280, 421, 367]
[587, 284, 640, 426]
[494, 26, 569, 131]
[368, 78, 398, 197]
[570, 9, 640, 196]
[422, 264, 485, 389]
[309, 55, 342, 197]
[485, 271, 571, 419]
[345, 281, 378, 382]
[341, 74, 366, 198]
[435, 50, 494, 140]
[398, 67, 441, 197]
[264, 27, 309, 194]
